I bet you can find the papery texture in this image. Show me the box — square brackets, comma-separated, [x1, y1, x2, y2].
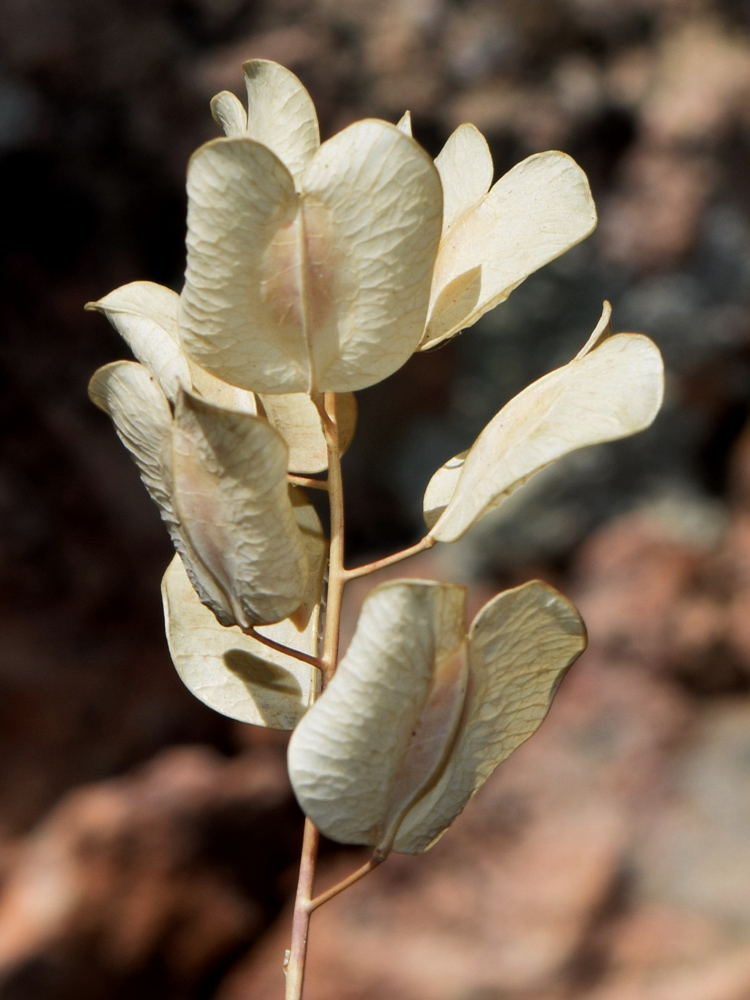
[88, 274, 357, 469]
[242, 59, 320, 182]
[180, 138, 302, 393]
[88, 361, 235, 624]
[421, 149, 597, 349]
[180, 120, 442, 395]
[289, 578, 586, 854]
[396, 110, 412, 135]
[188, 361, 259, 414]
[210, 90, 247, 138]
[426, 314, 664, 542]
[258, 392, 357, 474]
[162, 555, 320, 729]
[161, 484, 326, 728]
[394, 580, 586, 852]
[300, 120, 442, 391]
[288, 580, 467, 850]
[89, 360, 175, 522]
[86, 282, 190, 403]
[434, 123, 493, 234]
[88, 280, 260, 414]
[171, 390, 309, 627]
[284, 486, 329, 630]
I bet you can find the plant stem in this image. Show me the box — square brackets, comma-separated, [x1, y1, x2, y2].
[243, 627, 325, 671]
[308, 851, 386, 912]
[283, 818, 319, 1000]
[288, 474, 329, 491]
[285, 392, 345, 1000]
[343, 534, 435, 581]
[320, 393, 346, 680]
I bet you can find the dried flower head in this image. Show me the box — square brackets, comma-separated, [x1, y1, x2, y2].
[86, 58, 666, 998]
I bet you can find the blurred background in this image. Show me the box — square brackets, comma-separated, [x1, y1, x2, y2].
[2, 0, 750, 996]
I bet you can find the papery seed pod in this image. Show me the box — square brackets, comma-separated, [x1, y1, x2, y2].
[424, 304, 664, 542]
[86, 281, 191, 403]
[180, 120, 443, 395]
[421, 131, 597, 350]
[89, 362, 312, 629]
[171, 390, 310, 627]
[87, 281, 357, 472]
[288, 578, 586, 855]
[161, 486, 326, 730]
[210, 60, 321, 183]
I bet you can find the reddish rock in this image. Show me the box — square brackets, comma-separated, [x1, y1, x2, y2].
[0, 747, 302, 1000]
[599, 18, 750, 271]
[600, 145, 713, 271]
[571, 508, 750, 692]
[585, 701, 750, 1000]
[573, 513, 708, 669]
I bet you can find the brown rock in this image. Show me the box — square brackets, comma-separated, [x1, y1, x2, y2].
[585, 701, 750, 1000]
[642, 19, 750, 146]
[587, 945, 750, 1000]
[573, 512, 707, 669]
[600, 146, 713, 271]
[0, 746, 302, 1000]
[572, 509, 750, 692]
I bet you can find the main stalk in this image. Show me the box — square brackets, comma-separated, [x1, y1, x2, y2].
[284, 393, 345, 1000]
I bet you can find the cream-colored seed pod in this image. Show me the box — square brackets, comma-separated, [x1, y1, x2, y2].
[288, 579, 586, 854]
[89, 361, 311, 630]
[87, 280, 357, 473]
[171, 390, 310, 628]
[162, 485, 327, 730]
[89, 360, 236, 626]
[424, 304, 665, 542]
[421, 127, 598, 350]
[180, 119, 443, 395]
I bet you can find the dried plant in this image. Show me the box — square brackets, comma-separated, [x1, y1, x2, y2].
[87, 59, 664, 999]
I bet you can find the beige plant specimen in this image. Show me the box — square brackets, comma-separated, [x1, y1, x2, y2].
[88, 59, 665, 1000]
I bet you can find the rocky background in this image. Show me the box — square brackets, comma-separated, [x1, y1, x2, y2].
[2, 0, 750, 997]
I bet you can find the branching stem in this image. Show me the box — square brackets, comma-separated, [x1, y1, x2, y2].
[284, 395, 428, 997]
[285, 393, 345, 1000]
[284, 818, 319, 1000]
[344, 534, 435, 580]
[288, 474, 329, 491]
[308, 851, 386, 912]
[243, 628, 324, 671]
